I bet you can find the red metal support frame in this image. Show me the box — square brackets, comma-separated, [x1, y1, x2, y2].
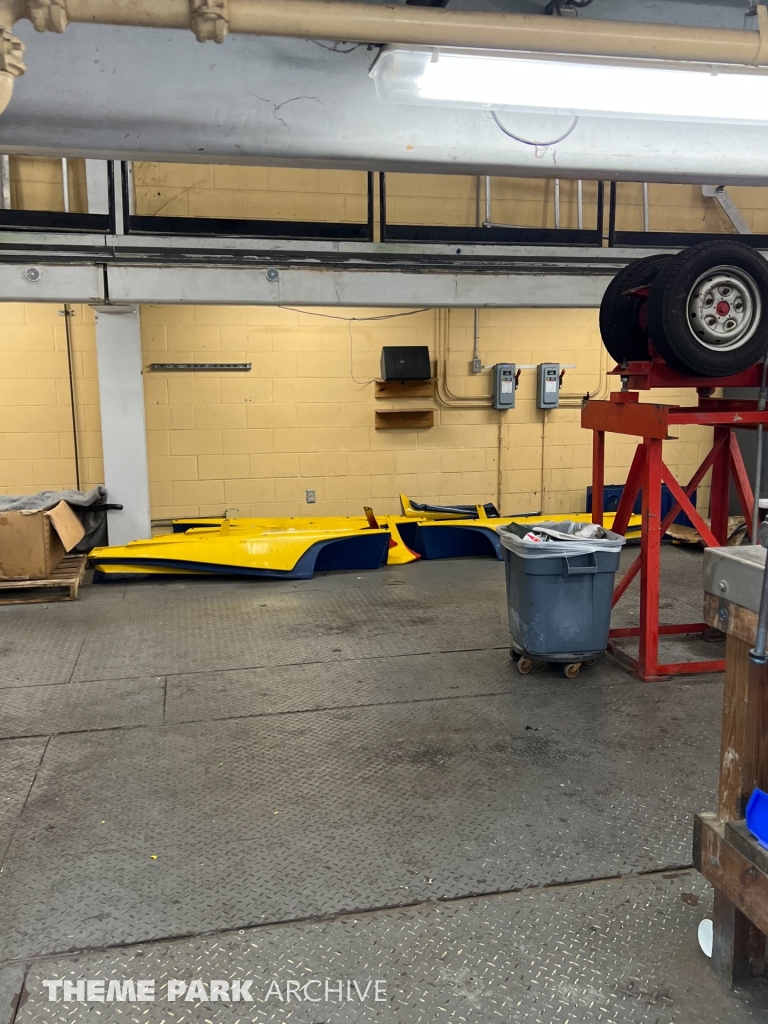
[729, 431, 756, 529]
[610, 434, 727, 615]
[638, 438, 663, 680]
[710, 426, 732, 546]
[611, 445, 644, 539]
[583, 381, 768, 682]
[592, 430, 605, 528]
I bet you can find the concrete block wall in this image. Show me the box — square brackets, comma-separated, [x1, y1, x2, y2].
[133, 164, 369, 222]
[9, 157, 87, 214]
[0, 303, 103, 494]
[0, 301, 713, 520]
[385, 174, 602, 230]
[10, 154, 755, 236]
[139, 304, 712, 521]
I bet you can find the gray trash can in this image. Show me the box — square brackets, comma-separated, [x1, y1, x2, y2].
[498, 521, 625, 676]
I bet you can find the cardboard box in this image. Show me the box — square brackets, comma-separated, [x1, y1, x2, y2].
[0, 501, 86, 580]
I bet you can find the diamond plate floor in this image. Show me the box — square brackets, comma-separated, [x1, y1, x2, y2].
[0, 550, 745, 1022]
[0, 738, 47, 857]
[12, 872, 768, 1024]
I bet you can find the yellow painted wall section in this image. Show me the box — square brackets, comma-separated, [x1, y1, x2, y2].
[139, 304, 712, 521]
[0, 304, 102, 494]
[10, 157, 87, 214]
[133, 164, 369, 222]
[0, 302, 713, 520]
[13, 154, 766, 236]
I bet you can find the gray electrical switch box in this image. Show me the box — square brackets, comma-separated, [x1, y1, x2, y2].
[537, 363, 560, 409]
[493, 363, 516, 410]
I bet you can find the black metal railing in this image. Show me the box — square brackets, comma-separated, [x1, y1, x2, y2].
[606, 181, 768, 249]
[2, 162, 768, 252]
[120, 164, 375, 242]
[379, 172, 604, 247]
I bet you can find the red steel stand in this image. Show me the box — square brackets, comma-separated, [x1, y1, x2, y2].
[583, 359, 768, 681]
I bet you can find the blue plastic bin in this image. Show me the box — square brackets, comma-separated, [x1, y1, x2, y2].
[586, 483, 696, 528]
[746, 788, 768, 850]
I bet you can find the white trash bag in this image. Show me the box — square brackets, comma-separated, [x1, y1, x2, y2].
[497, 520, 626, 558]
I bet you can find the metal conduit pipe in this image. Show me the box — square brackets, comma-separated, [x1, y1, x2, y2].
[7, 0, 768, 65]
[434, 309, 492, 409]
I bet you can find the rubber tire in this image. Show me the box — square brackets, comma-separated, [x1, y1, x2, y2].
[517, 658, 534, 675]
[599, 254, 673, 364]
[647, 240, 768, 377]
[563, 663, 581, 679]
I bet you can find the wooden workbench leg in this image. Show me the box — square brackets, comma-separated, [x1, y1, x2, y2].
[718, 635, 768, 820]
[713, 633, 768, 983]
[712, 890, 762, 984]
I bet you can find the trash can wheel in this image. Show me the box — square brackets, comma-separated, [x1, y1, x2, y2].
[517, 657, 535, 675]
[563, 663, 581, 679]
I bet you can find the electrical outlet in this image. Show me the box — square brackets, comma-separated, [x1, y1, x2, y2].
[306, 489, 316, 504]
[471, 357, 482, 374]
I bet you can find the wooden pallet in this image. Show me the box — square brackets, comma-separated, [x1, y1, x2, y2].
[0, 554, 87, 604]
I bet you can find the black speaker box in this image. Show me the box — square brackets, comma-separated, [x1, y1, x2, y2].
[380, 346, 431, 381]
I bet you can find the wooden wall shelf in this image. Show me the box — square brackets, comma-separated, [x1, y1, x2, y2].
[375, 410, 434, 430]
[375, 379, 435, 399]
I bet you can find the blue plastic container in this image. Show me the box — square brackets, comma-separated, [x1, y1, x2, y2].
[586, 483, 696, 527]
[746, 788, 768, 850]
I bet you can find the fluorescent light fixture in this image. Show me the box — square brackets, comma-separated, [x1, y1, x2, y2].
[370, 45, 768, 125]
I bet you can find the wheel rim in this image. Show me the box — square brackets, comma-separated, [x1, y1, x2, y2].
[686, 265, 761, 352]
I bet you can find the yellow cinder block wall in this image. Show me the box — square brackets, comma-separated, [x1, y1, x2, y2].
[0, 303, 102, 493]
[11, 155, 761, 521]
[141, 305, 712, 519]
[0, 301, 713, 523]
[13, 155, 765, 236]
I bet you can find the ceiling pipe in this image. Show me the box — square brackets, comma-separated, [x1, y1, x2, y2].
[9, 0, 768, 65]
[0, 0, 25, 116]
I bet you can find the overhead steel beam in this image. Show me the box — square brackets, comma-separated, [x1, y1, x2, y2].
[0, 258, 613, 307]
[6, 25, 768, 184]
[0, 261, 104, 301]
[91, 264, 614, 307]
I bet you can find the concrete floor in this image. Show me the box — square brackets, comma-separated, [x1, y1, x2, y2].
[0, 545, 766, 1023]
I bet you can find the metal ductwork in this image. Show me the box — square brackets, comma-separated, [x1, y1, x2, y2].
[7, 20, 768, 182]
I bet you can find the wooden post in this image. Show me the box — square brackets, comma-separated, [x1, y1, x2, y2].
[712, 634, 768, 984]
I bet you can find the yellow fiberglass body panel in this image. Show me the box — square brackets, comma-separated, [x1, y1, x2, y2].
[170, 515, 421, 566]
[90, 522, 393, 580]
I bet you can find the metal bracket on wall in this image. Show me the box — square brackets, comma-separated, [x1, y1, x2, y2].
[149, 363, 252, 371]
[702, 185, 752, 235]
[190, 0, 229, 44]
[26, 0, 68, 33]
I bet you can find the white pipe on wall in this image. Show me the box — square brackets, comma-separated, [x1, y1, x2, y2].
[0, 154, 10, 209]
[61, 157, 69, 212]
[642, 182, 650, 231]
